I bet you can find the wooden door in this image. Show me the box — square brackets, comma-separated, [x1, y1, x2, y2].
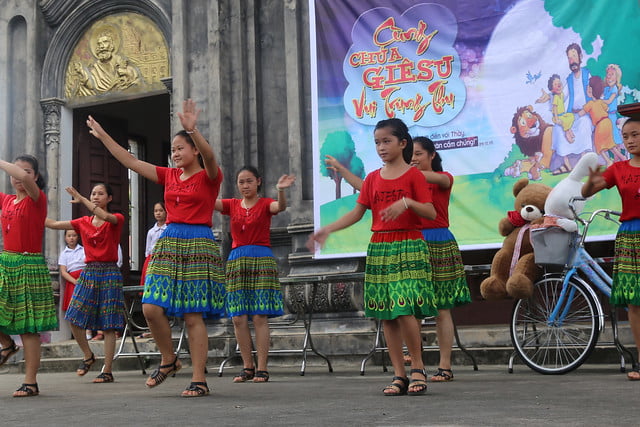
[73, 111, 130, 280]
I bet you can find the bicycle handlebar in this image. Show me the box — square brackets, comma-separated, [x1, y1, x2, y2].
[568, 196, 620, 242]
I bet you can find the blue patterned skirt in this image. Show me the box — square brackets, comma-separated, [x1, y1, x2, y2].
[143, 223, 225, 318]
[225, 245, 284, 318]
[64, 261, 125, 330]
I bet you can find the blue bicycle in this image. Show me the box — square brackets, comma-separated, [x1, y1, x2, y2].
[509, 198, 637, 374]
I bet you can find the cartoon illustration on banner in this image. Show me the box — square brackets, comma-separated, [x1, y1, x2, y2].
[310, 0, 640, 257]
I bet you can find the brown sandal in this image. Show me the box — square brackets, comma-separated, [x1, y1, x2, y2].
[408, 369, 428, 396]
[146, 355, 181, 388]
[0, 339, 19, 367]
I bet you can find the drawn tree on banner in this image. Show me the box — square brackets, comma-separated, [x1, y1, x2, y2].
[320, 131, 365, 199]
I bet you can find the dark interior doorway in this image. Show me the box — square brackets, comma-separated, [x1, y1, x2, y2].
[72, 93, 171, 284]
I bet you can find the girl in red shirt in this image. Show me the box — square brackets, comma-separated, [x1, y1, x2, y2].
[582, 117, 640, 380]
[0, 155, 57, 397]
[411, 137, 471, 382]
[46, 183, 125, 384]
[309, 118, 437, 396]
[86, 99, 224, 397]
[215, 166, 295, 383]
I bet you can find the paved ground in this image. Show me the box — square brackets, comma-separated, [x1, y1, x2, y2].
[0, 363, 637, 426]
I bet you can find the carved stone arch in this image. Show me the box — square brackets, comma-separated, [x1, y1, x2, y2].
[41, 0, 171, 99]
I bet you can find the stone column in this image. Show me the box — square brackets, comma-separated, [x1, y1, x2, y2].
[40, 97, 64, 270]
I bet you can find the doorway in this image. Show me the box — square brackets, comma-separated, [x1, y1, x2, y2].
[72, 94, 171, 284]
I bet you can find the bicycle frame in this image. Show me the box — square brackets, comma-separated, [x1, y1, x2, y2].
[547, 207, 618, 330]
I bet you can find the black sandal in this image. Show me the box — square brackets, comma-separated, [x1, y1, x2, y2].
[233, 367, 255, 383]
[93, 372, 114, 383]
[430, 367, 454, 382]
[13, 383, 39, 397]
[76, 353, 96, 376]
[253, 370, 269, 383]
[181, 381, 210, 397]
[383, 376, 409, 396]
[408, 368, 428, 396]
[146, 355, 181, 388]
[627, 363, 640, 381]
[0, 339, 19, 367]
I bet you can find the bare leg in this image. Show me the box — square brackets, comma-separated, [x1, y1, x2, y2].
[253, 315, 270, 375]
[435, 309, 454, 371]
[142, 303, 178, 387]
[398, 315, 427, 394]
[232, 315, 255, 369]
[381, 318, 407, 395]
[181, 312, 208, 396]
[102, 329, 116, 373]
[627, 305, 640, 380]
[70, 323, 93, 360]
[20, 333, 40, 384]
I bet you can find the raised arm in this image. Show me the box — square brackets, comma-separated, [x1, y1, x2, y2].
[325, 155, 363, 191]
[177, 99, 220, 180]
[214, 199, 224, 212]
[87, 116, 158, 182]
[66, 186, 120, 225]
[0, 159, 40, 201]
[270, 174, 296, 214]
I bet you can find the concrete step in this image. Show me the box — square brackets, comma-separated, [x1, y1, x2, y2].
[1, 320, 636, 375]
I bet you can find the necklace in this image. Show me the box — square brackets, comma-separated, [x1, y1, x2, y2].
[240, 198, 259, 231]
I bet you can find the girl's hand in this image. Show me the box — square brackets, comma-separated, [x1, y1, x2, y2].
[177, 99, 201, 132]
[86, 115, 107, 140]
[306, 228, 330, 251]
[324, 155, 342, 173]
[65, 186, 83, 204]
[587, 165, 605, 185]
[277, 174, 296, 190]
[380, 199, 406, 222]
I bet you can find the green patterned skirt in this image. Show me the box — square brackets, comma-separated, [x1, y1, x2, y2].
[611, 219, 640, 306]
[0, 251, 58, 334]
[422, 228, 472, 309]
[365, 231, 437, 320]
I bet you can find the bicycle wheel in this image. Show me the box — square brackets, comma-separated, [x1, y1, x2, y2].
[510, 275, 600, 374]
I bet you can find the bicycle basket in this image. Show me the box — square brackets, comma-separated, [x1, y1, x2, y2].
[530, 227, 578, 267]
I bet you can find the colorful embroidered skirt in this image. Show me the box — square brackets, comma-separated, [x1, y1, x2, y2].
[611, 219, 640, 306]
[365, 231, 437, 320]
[0, 251, 58, 335]
[225, 245, 284, 318]
[64, 261, 125, 330]
[143, 223, 225, 318]
[422, 228, 472, 309]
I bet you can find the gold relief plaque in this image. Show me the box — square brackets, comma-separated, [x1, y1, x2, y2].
[65, 13, 169, 100]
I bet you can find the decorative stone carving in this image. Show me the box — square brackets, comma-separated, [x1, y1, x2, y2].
[39, 0, 82, 28]
[64, 13, 169, 101]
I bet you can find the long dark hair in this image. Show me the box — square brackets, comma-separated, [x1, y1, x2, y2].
[374, 118, 413, 164]
[236, 165, 262, 192]
[14, 154, 45, 189]
[413, 136, 443, 172]
[175, 130, 205, 168]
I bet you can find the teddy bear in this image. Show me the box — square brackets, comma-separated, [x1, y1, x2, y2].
[480, 178, 552, 300]
[537, 152, 599, 232]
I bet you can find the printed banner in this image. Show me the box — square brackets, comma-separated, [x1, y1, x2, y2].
[310, 0, 640, 257]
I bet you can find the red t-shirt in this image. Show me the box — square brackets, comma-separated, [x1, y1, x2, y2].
[0, 190, 46, 253]
[71, 213, 125, 263]
[221, 198, 275, 248]
[357, 167, 432, 232]
[420, 171, 453, 229]
[157, 166, 223, 227]
[602, 160, 640, 222]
